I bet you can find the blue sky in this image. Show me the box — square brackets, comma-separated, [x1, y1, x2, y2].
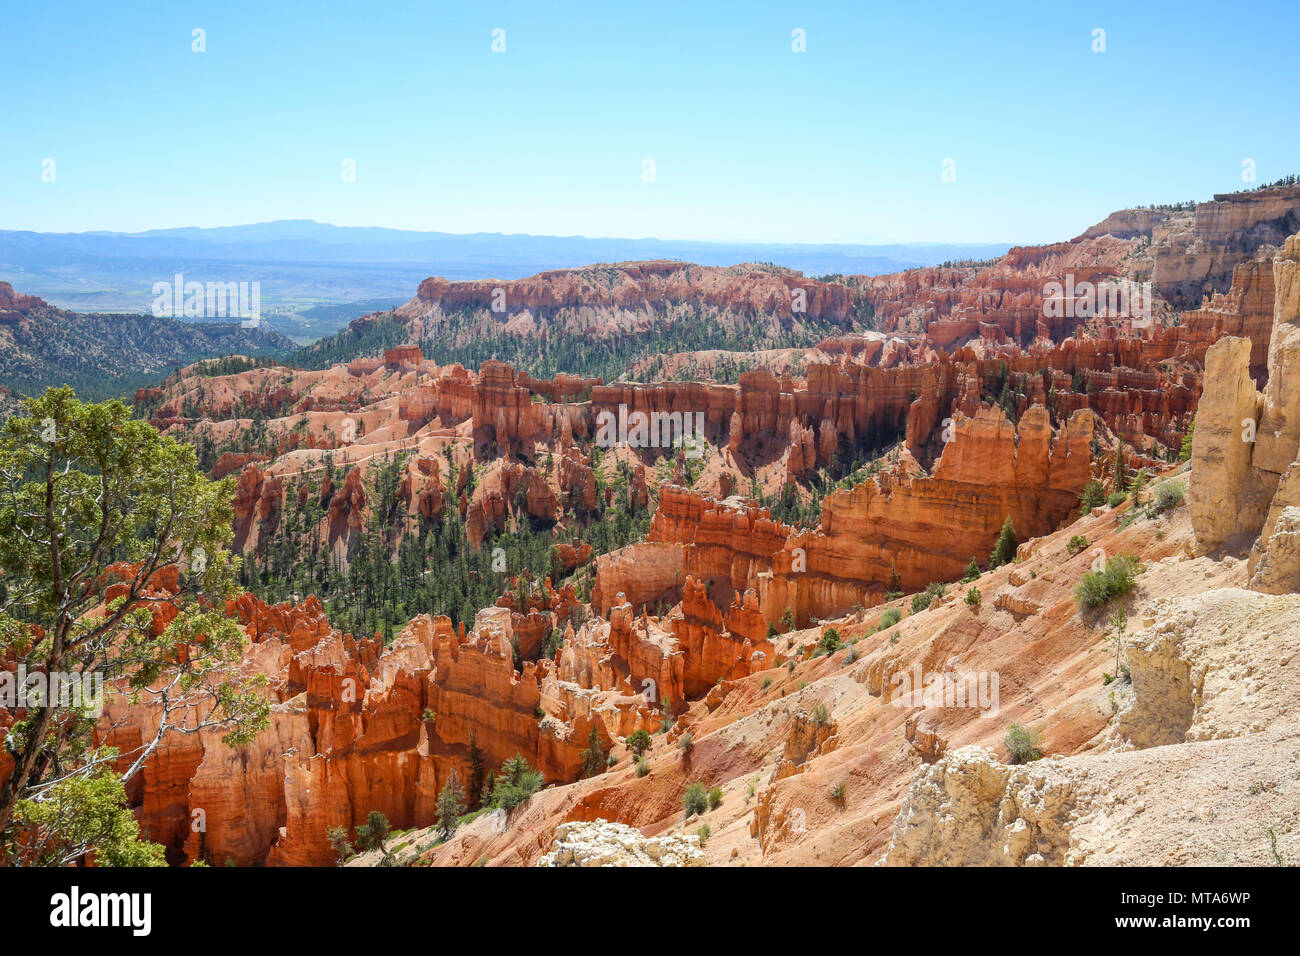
[2, 0, 1296, 244]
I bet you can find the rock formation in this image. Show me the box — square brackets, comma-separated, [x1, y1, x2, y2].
[1191, 233, 1300, 594]
[537, 819, 704, 867]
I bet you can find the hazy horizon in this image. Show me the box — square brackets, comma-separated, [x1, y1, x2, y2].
[4, 0, 1297, 244]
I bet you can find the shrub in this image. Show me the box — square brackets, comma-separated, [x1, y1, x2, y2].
[1129, 468, 1148, 506]
[707, 785, 723, 810]
[1079, 480, 1107, 515]
[487, 754, 545, 811]
[781, 609, 796, 633]
[1075, 554, 1139, 612]
[1066, 534, 1089, 556]
[910, 581, 946, 614]
[1152, 480, 1185, 514]
[876, 607, 901, 631]
[635, 757, 650, 778]
[817, 627, 843, 654]
[1004, 723, 1043, 764]
[811, 703, 831, 728]
[326, 826, 354, 864]
[678, 733, 694, 760]
[625, 729, 652, 757]
[434, 775, 465, 840]
[696, 824, 711, 846]
[963, 557, 981, 582]
[580, 726, 607, 778]
[965, 586, 981, 607]
[355, 810, 391, 852]
[659, 696, 675, 733]
[683, 781, 708, 819]
[1180, 415, 1195, 462]
[761, 676, 773, 691]
[989, 516, 1018, 568]
[830, 782, 846, 804]
[1107, 491, 1127, 507]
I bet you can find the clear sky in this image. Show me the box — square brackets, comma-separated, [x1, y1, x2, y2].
[2, 0, 1296, 244]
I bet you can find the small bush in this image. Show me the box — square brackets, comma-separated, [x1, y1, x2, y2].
[1152, 480, 1185, 514]
[707, 785, 723, 810]
[830, 782, 846, 804]
[1075, 554, 1139, 612]
[761, 676, 773, 691]
[1004, 722, 1043, 764]
[327, 826, 354, 864]
[1079, 480, 1106, 515]
[1180, 416, 1195, 462]
[635, 757, 650, 778]
[910, 582, 946, 614]
[989, 516, 1018, 568]
[1129, 468, 1148, 506]
[486, 754, 545, 812]
[876, 607, 901, 632]
[625, 729, 652, 757]
[817, 627, 843, 655]
[355, 810, 391, 852]
[811, 703, 831, 728]
[1066, 534, 1089, 556]
[683, 781, 708, 819]
[678, 733, 694, 760]
[659, 696, 675, 733]
[696, 824, 711, 846]
[580, 726, 607, 778]
[965, 586, 981, 607]
[963, 557, 981, 582]
[1107, 491, 1127, 507]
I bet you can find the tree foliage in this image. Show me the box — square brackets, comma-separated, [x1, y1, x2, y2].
[0, 387, 269, 863]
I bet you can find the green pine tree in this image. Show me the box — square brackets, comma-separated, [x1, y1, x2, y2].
[436, 771, 466, 840]
[989, 517, 1018, 569]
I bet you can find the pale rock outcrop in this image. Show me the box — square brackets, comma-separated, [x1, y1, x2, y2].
[1248, 505, 1300, 593]
[1189, 336, 1259, 549]
[537, 819, 704, 867]
[882, 746, 1076, 866]
[1120, 588, 1300, 747]
[1252, 233, 1300, 476]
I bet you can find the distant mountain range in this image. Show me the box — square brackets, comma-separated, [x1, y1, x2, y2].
[0, 221, 1012, 341]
